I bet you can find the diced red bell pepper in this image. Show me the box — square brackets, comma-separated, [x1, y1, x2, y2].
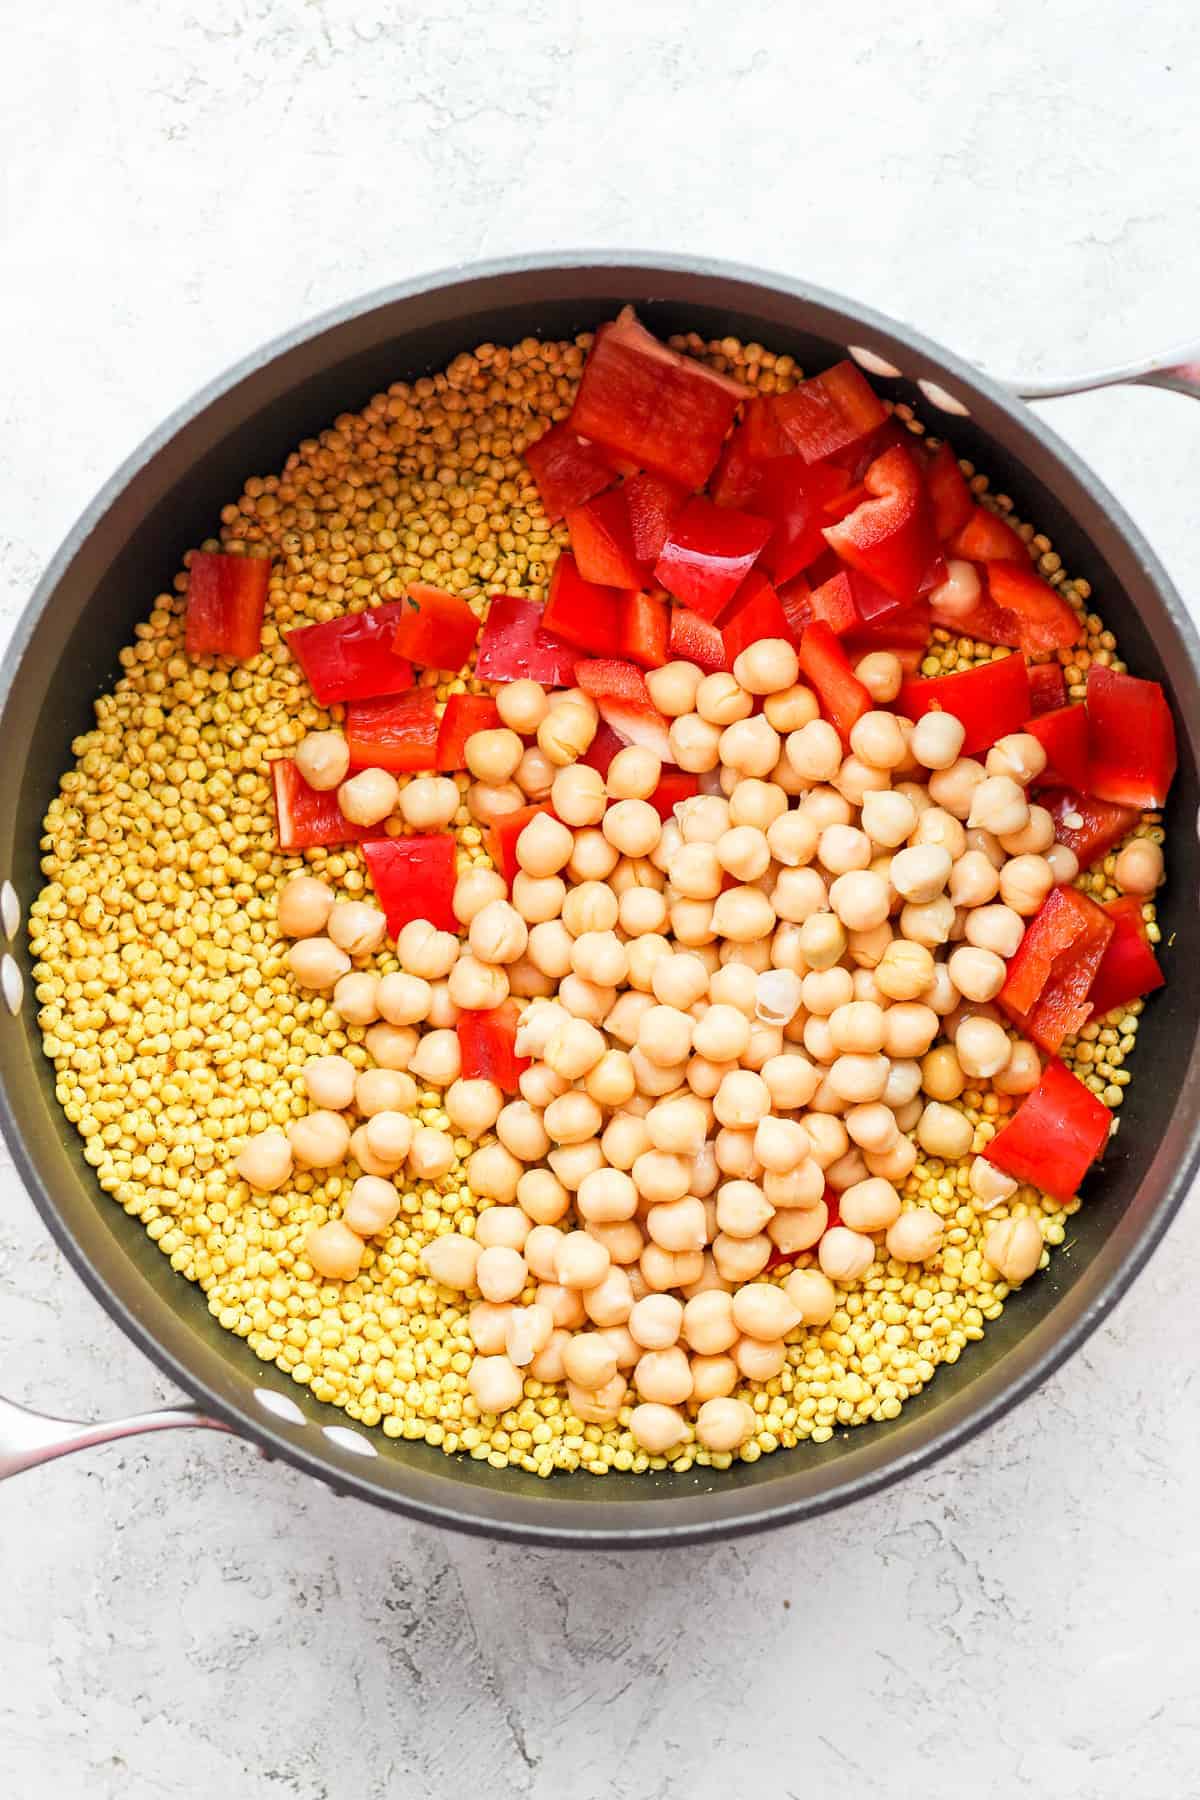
[574, 658, 673, 760]
[807, 566, 914, 641]
[1087, 897, 1165, 1020]
[668, 606, 727, 674]
[624, 472, 688, 566]
[796, 622, 872, 745]
[741, 393, 795, 460]
[710, 421, 766, 510]
[777, 573, 814, 643]
[985, 1057, 1111, 1202]
[542, 553, 627, 657]
[619, 591, 671, 670]
[362, 834, 458, 936]
[1028, 661, 1067, 716]
[287, 602, 415, 706]
[569, 306, 745, 489]
[524, 421, 619, 521]
[1085, 665, 1177, 809]
[775, 361, 888, 465]
[485, 803, 556, 886]
[720, 571, 795, 665]
[755, 459, 852, 584]
[947, 506, 1027, 563]
[924, 442, 974, 542]
[474, 595, 579, 687]
[456, 1000, 529, 1093]
[837, 418, 916, 482]
[803, 571, 857, 636]
[580, 720, 626, 778]
[823, 445, 941, 604]
[897, 653, 1031, 758]
[391, 584, 479, 672]
[654, 499, 773, 620]
[1025, 703, 1089, 792]
[1085, 897, 1164, 1019]
[345, 688, 440, 772]
[435, 693, 501, 771]
[999, 885, 1115, 1052]
[565, 488, 644, 589]
[185, 551, 270, 662]
[936, 562, 1082, 656]
[648, 770, 700, 821]
[1041, 787, 1139, 866]
[848, 599, 932, 650]
[271, 759, 371, 852]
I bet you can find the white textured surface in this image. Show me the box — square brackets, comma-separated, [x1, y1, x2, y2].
[3, 5, 1200, 1795]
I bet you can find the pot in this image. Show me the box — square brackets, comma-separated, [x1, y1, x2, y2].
[1, 254, 1198, 1546]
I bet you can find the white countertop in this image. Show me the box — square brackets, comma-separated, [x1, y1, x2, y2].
[3, 4, 1200, 1795]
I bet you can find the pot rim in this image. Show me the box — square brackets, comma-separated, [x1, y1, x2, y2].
[4, 249, 1199, 1546]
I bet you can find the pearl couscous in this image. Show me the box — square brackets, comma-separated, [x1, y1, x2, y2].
[28, 314, 1170, 1478]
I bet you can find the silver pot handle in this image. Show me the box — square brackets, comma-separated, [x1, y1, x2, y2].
[1010, 342, 1200, 402]
[0, 1388, 230, 1480]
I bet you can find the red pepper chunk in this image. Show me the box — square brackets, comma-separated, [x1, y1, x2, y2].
[271, 759, 371, 852]
[485, 803, 556, 886]
[709, 421, 766, 510]
[667, 606, 727, 674]
[623, 472, 688, 567]
[574, 659, 673, 760]
[1085, 665, 1177, 809]
[474, 596, 579, 687]
[1041, 787, 1139, 867]
[823, 445, 941, 604]
[524, 421, 618, 521]
[720, 571, 794, 665]
[579, 720, 626, 778]
[775, 361, 888, 465]
[565, 488, 644, 589]
[936, 563, 1082, 656]
[947, 506, 1027, 563]
[457, 1001, 529, 1094]
[648, 770, 700, 822]
[619, 591, 671, 670]
[542, 554, 626, 657]
[569, 307, 745, 489]
[391, 584, 479, 672]
[897, 654, 1031, 758]
[796, 622, 873, 745]
[287, 602, 415, 706]
[362, 835, 458, 936]
[654, 499, 773, 620]
[1025, 703, 1089, 791]
[999, 885, 1115, 1053]
[345, 688, 440, 773]
[753, 458, 852, 584]
[1086, 898, 1165, 1019]
[985, 1057, 1111, 1202]
[435, 694, 501, 771]
[924, 442, 974, 542]
[185, 551, 270, 662]
[1028, 661, 1067, 716]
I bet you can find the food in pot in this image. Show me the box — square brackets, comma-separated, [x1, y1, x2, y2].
[28, 311, 1172, 1477]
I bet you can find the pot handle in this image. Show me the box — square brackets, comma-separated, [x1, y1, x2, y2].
[1010, 343, 1200, 402]
[0, 1388, 231, 1480]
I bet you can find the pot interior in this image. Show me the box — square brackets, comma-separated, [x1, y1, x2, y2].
[3, 260, 1198, 1543]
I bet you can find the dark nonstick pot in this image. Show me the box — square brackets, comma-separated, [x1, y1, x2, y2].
[2, 254, 1198, 1547]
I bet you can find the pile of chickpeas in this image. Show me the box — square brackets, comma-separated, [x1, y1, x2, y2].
[29, 325, 1164, 1476]
[240, 623, 1113, 1459]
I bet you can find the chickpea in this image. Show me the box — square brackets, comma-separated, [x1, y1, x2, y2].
[716, 714, 778, 780]
[537, 701, 596, 765]
[969, 1156, 1019, 1209]
[692, 1005, 756, 1078]
[440, 1078, 501, 1141]
[726, 781, 786, 833]
[625, 1401, 687, 1456]
[624, 1293, 683, 1352]
[397, 774, 458, 832]
[605, 989, 657, 1047]
[524, 920, 572, 981]
[341, 1172, 402, 1237]
[470, 1301, 516, 1354]
[287, 1108, 351, 1171]
[853, 649, 903, 704]
[504, 1302, 556, 1368]
[829, 870, 890, 932]
[338, 767, 399, 827]
[838, 1175, 901, 1233]
[785, 719, 840, 783]
[644, 1093, 709, 1156]
[715, 1179, 773, 1239]
[855, 789, 911, 851]
[715, 1127, 759, 1180]
[984, 1216, 1044, 1285]
[762, 683, 818, 734]
[844, 1102, 898, 1156]
[470, 778, 527, 823]
[575, 1166, 638, 1226]
[884, 1058, 923, 1107]
[890, 844, 951, 906]
[549, 762, 606, 828]
[516, 1168, 570, 1228]
[678, 1289, 735, 1356]
[967, 775, 1029, 839]
[567, 1371, 629, 1424]
[801, 787, 854, 832]
[526, 1326, 570, 1383]
[1115, 837, 1164, 895]
[733, 1335, 786, 1381]
[911, 710, 966, 772]
[536, 1280, 588, 1330]
[962, 904, 1023, 961]
[641, 1244, 705, 1292]
[999, 854, 1055, 917]
[580, 1048, 635, 1110]
[615, 885, 666, 939]
[396, 919, 459, 980]
[277, 874, 335, 938]
[464, 901, 525, 968]
[985, 732, 1047, 787]
[423, 1232, 481, 1290]
[601, 798, 660, 859]
[994, 1040, 1042, 1095]
[567, 826, 620, 883]
[570, 929, 628, 988]
[467, 1141, 524, 1202]
[517, 811, 574, 878]
[709, 1067, 768, 1130]
[709, 885, 774, 944]
[899, 896, 956, 949]
[445, 954, 507, 1012]
[236, 1128, 293, 1193]
[647, 956, 706, 1016]
[689, 1353, 739, 1402]
[632, 1148, 692, 1205]
[846, 710, 904, 772]
[646, 660, 703, 717]
[729, 1284, 800, 1344]
[287, 937, 352, 990]
[306, 1220, 365, 1282]
[514, 745, 556, 802]
[1041, 844, 1077, 889]
[295, 730, 350, 793]
[946, 944, 1006, 1005]
[669, 712, 723, 772]
[543, 1090, 603, 1147]
[771, 867, 828, 926]
[330, 970, 379, 1027]
[766, 1203, 828, 1257]
[828, 1053, 890, 1104]
[763, 1157, 825, 1210]
[559, 1331, 618, 1391]
[817, 1226, 875, 1282]
[915, 1099, 973, 1161]
[634, 1346, 694, 1405]
[362, 1111, 413, 1167]
[468, 1354, 525, 1415]
[304, 1054, 357, 1111]
[408, 1028, 461, 1087]
[951, 1015, 1010, 1081]
[777, 1269, 834, 1329]
[708, 962, 759, 1016]
[488, 677, 545, 734]
[873, 940, 932, 1004]
[927, 757, 985, 821]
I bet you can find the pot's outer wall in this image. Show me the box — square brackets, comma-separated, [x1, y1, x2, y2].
[2, 255, 1198, 1545]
